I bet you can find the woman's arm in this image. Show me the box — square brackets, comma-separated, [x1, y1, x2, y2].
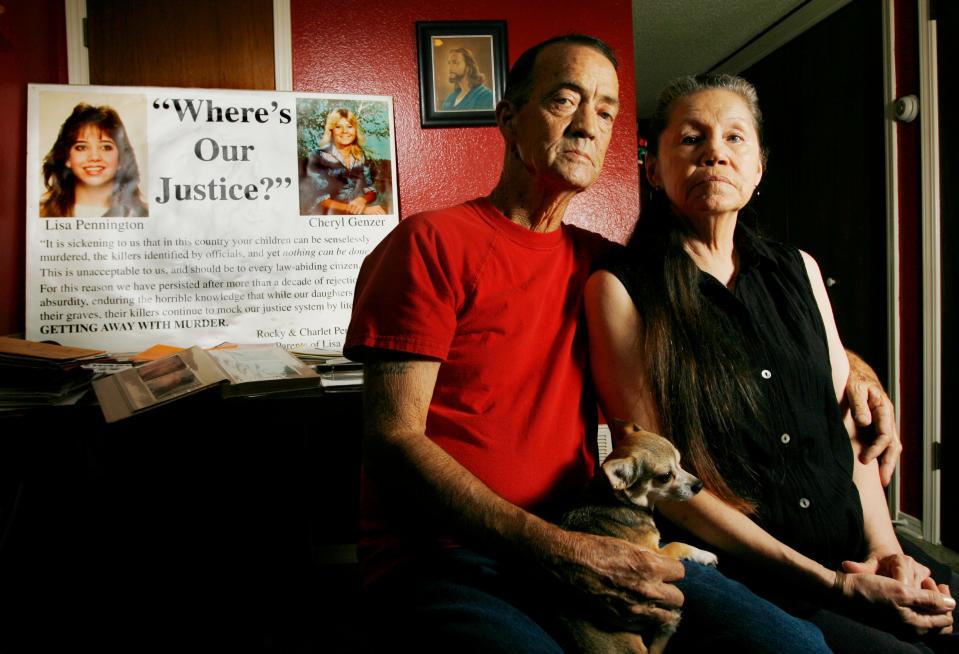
[584, 271, 662, 432]
[352, 159, 383, 214]
[799, 252, 848, 405]
[801, 252, 941, 590]
[800, 253, 901, 554]
[584, 268, 955, 632]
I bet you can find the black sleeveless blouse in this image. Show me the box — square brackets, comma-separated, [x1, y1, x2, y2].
[605, 227, 867, 571]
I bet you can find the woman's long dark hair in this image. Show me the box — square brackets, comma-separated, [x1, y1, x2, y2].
[628, 74, 768, 514]
[40, 103, 147, 218]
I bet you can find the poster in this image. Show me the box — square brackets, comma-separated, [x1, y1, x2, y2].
[26, 85, 398, 352]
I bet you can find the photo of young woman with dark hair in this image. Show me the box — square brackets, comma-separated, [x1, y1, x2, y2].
[40, 103, 148, 218]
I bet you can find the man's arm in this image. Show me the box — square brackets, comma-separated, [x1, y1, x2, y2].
[845, 350, 902, 487]
[361, 357, 685, 628]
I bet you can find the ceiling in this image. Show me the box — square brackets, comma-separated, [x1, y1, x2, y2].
[631, 0, 807, 117]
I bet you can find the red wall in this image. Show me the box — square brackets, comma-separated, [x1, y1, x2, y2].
[291, 0, 639, 242]
[0, 1, 68, 335]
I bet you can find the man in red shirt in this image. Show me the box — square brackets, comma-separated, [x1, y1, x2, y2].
[345, 34, 898, 652]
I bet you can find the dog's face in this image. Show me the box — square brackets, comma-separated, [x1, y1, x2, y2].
[601, 424, 703, 508]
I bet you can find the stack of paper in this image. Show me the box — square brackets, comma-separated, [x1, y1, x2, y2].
[314, 356, 363, 392]
[0, 336, 107, 407]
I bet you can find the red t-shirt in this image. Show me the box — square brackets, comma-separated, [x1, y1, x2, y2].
[345, 197, 612, 581]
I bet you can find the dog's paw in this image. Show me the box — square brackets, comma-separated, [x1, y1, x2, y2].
[687, 546, 719, 567]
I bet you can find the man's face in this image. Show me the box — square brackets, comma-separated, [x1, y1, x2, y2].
[505, 43, 620, 192]
[447, 52, 466, 84]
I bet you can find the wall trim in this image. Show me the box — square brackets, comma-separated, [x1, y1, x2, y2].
[64, 0, 89, 84]
[881, 0, 902, 520]
[710, 0, 853, 74]
[918, 0, 942, 544]
[273, 0, 292, 91]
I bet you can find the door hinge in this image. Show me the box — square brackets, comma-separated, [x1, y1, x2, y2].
[82, 17, 88, 48]
[930, 0, 938, 21]
[932, 441, 942, 471]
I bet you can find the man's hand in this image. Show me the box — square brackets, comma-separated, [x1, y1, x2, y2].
[542, 529, 685, 629]
[846, 350, 901, 486]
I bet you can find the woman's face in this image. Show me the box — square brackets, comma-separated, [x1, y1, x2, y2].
[66, 125, 119, 188]
[649, 89, 763, 220]
[332, 117, 357, 147]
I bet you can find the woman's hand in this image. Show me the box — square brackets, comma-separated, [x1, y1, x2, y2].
[842, 554, 932, 589]
[347, 196, 368, 214]
[362, 204, 387, 215]
[938, 584, 955, 634]
[838, 570, 955, 635]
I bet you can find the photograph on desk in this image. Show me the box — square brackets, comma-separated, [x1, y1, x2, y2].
[93, 344, 324, 421]
[136, 353, 200, 401]
[93, 346, 228, 421]
[206, 344, 321, 398]
[25, 84, 399, 356]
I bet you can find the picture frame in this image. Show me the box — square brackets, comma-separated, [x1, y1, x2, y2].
[416, 21, 508, 128]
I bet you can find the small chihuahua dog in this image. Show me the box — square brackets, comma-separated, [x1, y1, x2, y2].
[559, 423, 717, 654]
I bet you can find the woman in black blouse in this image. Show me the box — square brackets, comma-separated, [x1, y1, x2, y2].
[585, 74, 955, 652]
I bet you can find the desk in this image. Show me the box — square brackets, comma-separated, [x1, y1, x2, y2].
[0, 389, 362, 651]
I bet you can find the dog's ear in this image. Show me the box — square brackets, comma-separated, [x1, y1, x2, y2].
[602, 455, 642, 490]
[608, 420, 643, 438]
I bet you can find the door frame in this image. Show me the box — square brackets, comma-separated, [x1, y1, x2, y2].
[917, 0, 943, 544]
[824, 0, 942, 546]
[64, 0, 293, 89]
[881, 0, 905, 530]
